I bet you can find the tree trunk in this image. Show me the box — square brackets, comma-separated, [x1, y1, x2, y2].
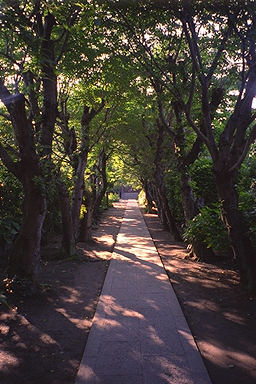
[153, 124, 182, 241]
[144, 180, 155, 213]
[153, 189, 168, 229]
[8, 177, 46, 281]
[80, 206, 94, 243]
[80, 184, 107, 243]
[155, 182, 182, 241]
[187, 239, 215, 261]
[79, 185, 95, 243]
[153, 167, 182, 241]
[71, 103, 104, 239]
[72, 154, 88, 239]
[79, 149, 108, 242]
[178, 163, 197, 222]
[215, 170, 256, 292]
[159, 99, 198, 224]
[0, 13, 58, 288]
[0, 85, 47, 283]
[177, 159, 210, 259]
[57, 178, 76, 257]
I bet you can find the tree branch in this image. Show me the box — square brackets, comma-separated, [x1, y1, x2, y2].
[187, 17, 204, 74]
[157, 98, 176, 138]
[181, 16, 203, 81]
[116, 11, 178, 96]
[185, 136, 202, 166]
[206, 25, 232, 83]
[186, 63, 196, 112]
[23, 70, 41, 132]
[229, 124, 256, 172]
[56, 30, 70, 63]
[183, 104, 212, 151]
[89, 105, 116, 151]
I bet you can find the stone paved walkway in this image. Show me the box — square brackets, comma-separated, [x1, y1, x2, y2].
[75, 200, 212, 384]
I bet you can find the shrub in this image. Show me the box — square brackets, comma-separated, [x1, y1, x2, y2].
[0, 168, 23, 248]
[190, 157, 218, 205]
[0, 217, 20, 246]
[138, 190, 146, 206]
[183, 203, 230, 254]
[239, 189, 256, 247]
[100, 192, 120, 210]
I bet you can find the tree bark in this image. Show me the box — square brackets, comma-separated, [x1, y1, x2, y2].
[143, 179, 155, 213]
[71, 108, 91, 239]
[71, 153, 89, 239]
[154, 173, 182, 241]
[39, 12, 57, 157]
[71, 102, 105, 239]
[8, 174, 46, 280]
[79, 149, 108, 242]
[154, 121, 182, 241]
[57, 178, 76, 257]
[0, 12, 58, 284]
[152, 186, 168, 228]
[79, 199, 94, 243]
[215, 169, 256, 292]
[106, 191, 109, 208]
[171, 102, 198, 223]
[178, 160, 196, 222]
[0, 83, 47, 282]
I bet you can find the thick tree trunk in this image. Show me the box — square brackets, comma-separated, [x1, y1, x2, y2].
[187, 240, 215, 261]
[154, 192, 168, 229]
[106, 191, 109, 208]
[80, 185, 107, 242]
[57, 179, 76, 257]
[71, 103, 104, 239]
[79, 184, 96, 242]
[79, 149, 108, 242]
[215, 170, 256, 292]
[144, 180, 155, 213]
[154, 124, 182, 241]
[39, 13, 57, 158]
[0, 13, 58, 289]
[177, 160, 211, 260]
[0, 85, 47, 283]
[72, 154, 88, 239]
[155, 183, 182, 241]
[8, 178, 46, 280]
[179, 164, 196, 222]
[153, 167, 182, 241]
[80, 206, 94, 243]
[161, 100, 197, 223]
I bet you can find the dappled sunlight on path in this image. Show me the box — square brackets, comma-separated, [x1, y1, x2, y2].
[76, 200, 212, 384]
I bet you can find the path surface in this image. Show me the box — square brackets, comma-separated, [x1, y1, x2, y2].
[76, 200, 212, 384]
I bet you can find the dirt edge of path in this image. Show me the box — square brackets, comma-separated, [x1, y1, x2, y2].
[142, 209, 256, 384]
[0, 201, 126, 384]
